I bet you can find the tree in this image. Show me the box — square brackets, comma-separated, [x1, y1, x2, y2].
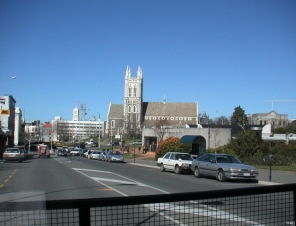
[152, 119, 169, 141]
[214, 116, 230, 125]
[155, 136, 188, 160]
[230, 106, 248, 126]
[226, 130, 263, 160]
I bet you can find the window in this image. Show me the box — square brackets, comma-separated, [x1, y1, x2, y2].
[111, 120, 115, 128]
[128, 105, 131, 113]
[134, 88, 136, 97]
[170, 154, 175, 160]
[129, 88, 132, 97]
[164, 153, 170, 159]
[133, 105, 136, 113]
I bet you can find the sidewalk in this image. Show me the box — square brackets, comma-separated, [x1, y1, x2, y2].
[124, 153, 296, 185]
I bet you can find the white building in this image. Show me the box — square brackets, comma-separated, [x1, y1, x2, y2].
[52, 116, 104, 143]
[14, 107, 23, 146]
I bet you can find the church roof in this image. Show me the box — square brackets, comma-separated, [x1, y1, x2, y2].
[143, 102, 197, 116]
[109, 104, 124, 119]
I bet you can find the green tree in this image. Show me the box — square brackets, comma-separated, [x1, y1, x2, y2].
[226, 130, 263, 160]
[273, 125, 296, 134]
[230, 106, 248, 126]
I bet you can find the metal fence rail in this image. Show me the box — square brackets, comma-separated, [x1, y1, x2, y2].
[0, 183, 295, 225]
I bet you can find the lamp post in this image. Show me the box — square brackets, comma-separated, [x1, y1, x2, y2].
[88, 109, 101, 148]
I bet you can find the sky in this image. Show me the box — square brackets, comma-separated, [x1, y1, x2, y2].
[0, 0, 295, 123]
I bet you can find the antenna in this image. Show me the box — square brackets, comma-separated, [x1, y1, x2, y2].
[263, 99, 295, 110]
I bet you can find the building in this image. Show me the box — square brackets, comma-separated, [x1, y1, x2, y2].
[106, 66, 199, 145]
[247, 110, 289, 130]
[51, 116, 104, 143]
[0, 94, 16, 155]
[14, 107, 24, 146]
[25, 120, 41, 142]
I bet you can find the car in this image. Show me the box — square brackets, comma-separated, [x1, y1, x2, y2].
[70, 148, 81, 156]
[62, 146, 69, 153]
[191, 153, 259, 182]
[3, 148, 25, 162]
[106, 151, 124, 163]
[98, 151, 107, 161]
[91, 142, 98, 147]
[157, 152, 193, 174]
[86, 150, 94, 159]
[90, 151, 101, 160]
[132, 141, 142, 145]
[58, 149, 68, 156]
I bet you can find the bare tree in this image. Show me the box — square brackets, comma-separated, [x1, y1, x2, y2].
[152, 119, 169, 141]
[211, 127, 221, 148]
[214, 116, 230, 125]
[125, 113, 141, 139]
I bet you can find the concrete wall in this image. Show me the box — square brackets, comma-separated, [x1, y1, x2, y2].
[142, 127, 231, 149]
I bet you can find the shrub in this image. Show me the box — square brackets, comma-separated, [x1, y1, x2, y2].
[155, 137, 188, 160]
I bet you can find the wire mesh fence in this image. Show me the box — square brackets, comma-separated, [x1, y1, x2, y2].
[0, 183, 295, 225]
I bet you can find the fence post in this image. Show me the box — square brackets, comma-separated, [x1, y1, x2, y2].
[79, 206, 90, 225]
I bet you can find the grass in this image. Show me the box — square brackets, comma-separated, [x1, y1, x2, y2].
[254, 165, 296, 172]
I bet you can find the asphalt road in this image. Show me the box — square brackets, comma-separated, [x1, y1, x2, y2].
[0, 152, 295, 225]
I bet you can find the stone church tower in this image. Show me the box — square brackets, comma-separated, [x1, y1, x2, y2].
[123, 66, 143, 134]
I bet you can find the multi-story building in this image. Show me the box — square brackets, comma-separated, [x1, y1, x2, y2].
[52, 116, 104, 143]
[247, 110, 289, 130]
[0, 94, 16, 152]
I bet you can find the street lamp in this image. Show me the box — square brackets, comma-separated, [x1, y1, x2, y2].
[88, 109, 101, 148]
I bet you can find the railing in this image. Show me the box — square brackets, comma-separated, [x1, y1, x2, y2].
[0, 183, 295, 225]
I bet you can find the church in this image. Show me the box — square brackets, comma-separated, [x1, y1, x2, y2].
[105, 66, 199, 142]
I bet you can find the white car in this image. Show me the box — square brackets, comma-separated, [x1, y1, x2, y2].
[157, 152, 193, 174]
[90, 151, 101, 160]
[70, 148, 81, 156]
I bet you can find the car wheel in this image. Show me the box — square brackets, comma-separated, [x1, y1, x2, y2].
[174, 165, 181, 174]
[217, 170, 226, 182]
[194, 167, 201, 178]
[160, 164, 165, 172]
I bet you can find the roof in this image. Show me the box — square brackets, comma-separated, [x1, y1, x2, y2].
[109, 104, 124, 119]
[180, 135, 206, 143]
[143, 102, 197, 117]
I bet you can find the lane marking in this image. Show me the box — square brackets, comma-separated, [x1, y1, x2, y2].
[0, 185, 3, 188]
[4, 179, 8, 183]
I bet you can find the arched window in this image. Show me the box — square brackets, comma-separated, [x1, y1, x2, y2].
[128, 105, 131, 113]
[133, 105, 136, 113]
[111, 120, 115, 128]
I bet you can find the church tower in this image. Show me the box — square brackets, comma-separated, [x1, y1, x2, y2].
[123, 65, 143, 134]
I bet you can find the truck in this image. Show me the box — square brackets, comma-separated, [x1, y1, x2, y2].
[37, 144, 50, 158]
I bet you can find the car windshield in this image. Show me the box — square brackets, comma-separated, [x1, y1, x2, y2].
[175, 154, 193, 161]
[216, 155, 242, 164]
[5, 149, 19, 153]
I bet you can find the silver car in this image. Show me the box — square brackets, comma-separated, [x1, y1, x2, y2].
[191, 153, 259, 182]
[98, 151, 107, 161]
[106, 151, 124, 163]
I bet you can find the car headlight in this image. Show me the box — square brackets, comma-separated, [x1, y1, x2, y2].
[228, 168, 240, 172]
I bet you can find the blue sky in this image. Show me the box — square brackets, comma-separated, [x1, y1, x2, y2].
[1, 0, 295, 123]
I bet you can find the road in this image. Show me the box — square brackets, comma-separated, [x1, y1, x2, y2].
[0, 151, 295, 225]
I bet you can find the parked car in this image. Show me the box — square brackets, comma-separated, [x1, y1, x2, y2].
[58, 149, 68, 156]
[62, 146, 69, 153]
[3, 148, 25, 162]
[98, 151, 107, 161]
[157, 152, 193, 174]
[106, 151, 124, 163]
[191, 153, 259, 182]
[70, 148, 81, 156]
[132, 141, 142, 145]
[86, 150, 93, 159]
[91, 142, 98, 147]
[90, 151, 101, 160]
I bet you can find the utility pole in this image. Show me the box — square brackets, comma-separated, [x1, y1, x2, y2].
[98, 114, 101, 148]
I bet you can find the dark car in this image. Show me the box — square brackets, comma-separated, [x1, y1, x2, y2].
[58, 149, 68, 156]
[91, 142, 98, 147]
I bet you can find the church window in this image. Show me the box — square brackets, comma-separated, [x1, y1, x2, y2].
[128, 105, 131, 113]
[111, 120, 115, 128]
[134, 88, 137, 97]
[129, 88, 132, 97]
[133, 105, 136, 113]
